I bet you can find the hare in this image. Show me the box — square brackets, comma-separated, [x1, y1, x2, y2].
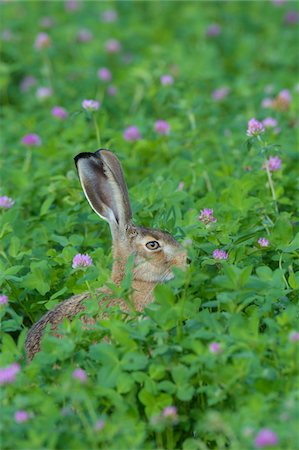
[25, 150, 187, 361]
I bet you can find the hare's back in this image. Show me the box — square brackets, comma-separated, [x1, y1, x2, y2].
[25, 292, 89, 361]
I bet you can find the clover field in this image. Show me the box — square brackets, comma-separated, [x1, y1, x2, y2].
[0, 1, 299, 449]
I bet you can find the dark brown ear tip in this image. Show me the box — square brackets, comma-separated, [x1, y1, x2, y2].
[74, 152, 94, 167]
[74, 149, 111, 168]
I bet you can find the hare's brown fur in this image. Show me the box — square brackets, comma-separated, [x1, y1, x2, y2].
[25, 274, 160, 360]
[25, 150, 186, 361]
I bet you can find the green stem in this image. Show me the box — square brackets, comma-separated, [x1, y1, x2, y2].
[84, 396, 98, 424]
[257, 136, 278, 214]
[93, 114, 101, 147]
[166, 426, 174, 450]
[156, 432, 164, 449]
[265, 158, 278, 213]
[85, 281, 96, 301]
[75, 402, 96, 447]
[203, 170, 212, 192]
[279, 253, 289, 290]
[23, 149, 32, 172]
[85, 280, 92, 293]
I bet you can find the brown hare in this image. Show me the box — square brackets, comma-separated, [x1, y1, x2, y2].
[25, 149, 187, 361]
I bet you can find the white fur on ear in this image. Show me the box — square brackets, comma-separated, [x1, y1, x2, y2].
[79, 173, 118, 225]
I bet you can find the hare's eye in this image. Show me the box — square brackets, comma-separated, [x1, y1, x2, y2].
[146, 240, 160, 250]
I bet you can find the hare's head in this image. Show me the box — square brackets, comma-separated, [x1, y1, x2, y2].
[75, 150, 187, 284]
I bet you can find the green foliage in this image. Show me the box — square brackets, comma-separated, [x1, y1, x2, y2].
[0, 1, 298, 449]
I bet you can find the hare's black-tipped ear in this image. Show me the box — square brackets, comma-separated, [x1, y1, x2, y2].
[74, 150, 132, 232]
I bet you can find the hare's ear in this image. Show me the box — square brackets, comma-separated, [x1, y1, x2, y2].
[74, 150, 132, 233]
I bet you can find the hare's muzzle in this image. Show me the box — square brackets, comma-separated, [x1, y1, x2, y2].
[172, 248, 188, 270]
